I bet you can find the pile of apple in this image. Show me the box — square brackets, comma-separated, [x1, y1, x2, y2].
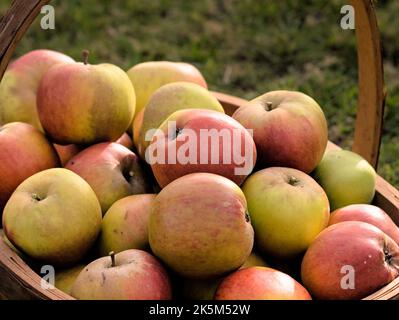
[0, 49, 398, 300]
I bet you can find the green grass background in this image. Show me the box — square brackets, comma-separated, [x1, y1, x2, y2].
[1, 0, 398, 187]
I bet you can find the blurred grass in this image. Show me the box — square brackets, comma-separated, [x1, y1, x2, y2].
[0, 0, 398, 187]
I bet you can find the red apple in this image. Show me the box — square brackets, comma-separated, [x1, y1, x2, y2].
[65, 142, 152, 213]
[232, 90, 328, 173]
[0, 122, 60, 212]
[329, 204, 399, 245]
[215, 267, 312, 300]
[0, 50, 74, 130]
[148, 109, 257, 187]
[71, 250, 172, 300]
[301, 221, 399, 299]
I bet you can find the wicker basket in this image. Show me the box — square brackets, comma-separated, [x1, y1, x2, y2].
[0, 0, 398, 300]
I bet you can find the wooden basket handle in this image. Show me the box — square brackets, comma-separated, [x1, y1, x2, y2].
[0, 0, 385, 168]
[351, 0, 385, 168]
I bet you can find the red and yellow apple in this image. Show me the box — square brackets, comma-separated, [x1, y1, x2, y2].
[65, 142, 152, 213]
[148, 109, 257, 187]
[37, 51, 135, 145]
[0, 50, 74, 130]
[177, 252, 268, 300]
[127, 61, 207, 117]
[301, 221, 399, 299]
[149, 173, 254, 279]
[71, 250, 172, 300]
[2, 168, 102, 266]
[329, 204, 399, 245]
[98, 194, 156, 256]
[137, 82, 224, 158]
[0, 122, 60, 212]
[232, 90, 328, 173]
[215, 267, 312, 300]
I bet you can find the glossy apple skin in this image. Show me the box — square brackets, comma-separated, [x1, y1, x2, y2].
[37, 61, 135, 145]
[313, 150, 376, 210]
[177, 252, 268, 300]
[65, 142, 152, 214]
[215, 267, 312, 300]
[138, 82, 224, 158]
[242, 167, 330, 258]
[55, 264, 86, 295]
[98, 194, 156, 256]
[232, 90, 328, 173]
[329, 204, 399, 245]
[149, 173, 254, 279]
[0, 122, 60, 212]
[301, 221, 399, 300]
[149, 109, 257, 187]
[2, 168, 102, 266]
[71, 249, 172, 300]
[127, 61, 207, 117]
[0, 50, 74, 131]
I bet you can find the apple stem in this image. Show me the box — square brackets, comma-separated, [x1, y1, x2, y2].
[288, 176, 300, 186]
[31, 193, 41, 201]
[110, 251, 116, 267]
[82, 49, 90, 65]
[173, 128, 183, 140]
[265, 101, 273, 111]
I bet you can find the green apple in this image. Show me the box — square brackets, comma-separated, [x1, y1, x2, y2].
[1, 229, 23, 257]
[98, 194, 156, 255]
[37, 51, 135, 145]
[313, 149, 376, 210]
[0, 50, 74, 131]
[127, 61, 207, 118]
[137, 82, 224, 158]
[2, 168, 102, 266]
[55, 264, 86, 295]
[242, 167, 330, 258]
